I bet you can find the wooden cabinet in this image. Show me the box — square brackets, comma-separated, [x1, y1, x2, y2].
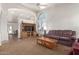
[21, 23, 36, 38]
[21, 31, 28, 38]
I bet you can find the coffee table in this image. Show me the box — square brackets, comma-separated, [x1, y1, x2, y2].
[37, 37, 58, 49]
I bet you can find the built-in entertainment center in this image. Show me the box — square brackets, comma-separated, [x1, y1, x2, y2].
[21, 23, 36, 38]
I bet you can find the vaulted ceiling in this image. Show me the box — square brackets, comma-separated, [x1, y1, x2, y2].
[0, 3, 53, 23]
[1, 3, 37, 23]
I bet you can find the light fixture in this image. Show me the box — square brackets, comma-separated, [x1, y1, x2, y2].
[39, 3, 49, 10]
[40, 3, 49, 6]
[39, 6, 46, 9]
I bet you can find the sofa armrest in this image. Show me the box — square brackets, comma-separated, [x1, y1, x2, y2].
[71, 36, 76, 41]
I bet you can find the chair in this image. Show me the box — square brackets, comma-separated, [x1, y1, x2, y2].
[69, 39, 79, 55]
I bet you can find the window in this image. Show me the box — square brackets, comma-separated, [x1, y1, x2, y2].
[9, 26, 13, 34]
[37, 12, 47, 35]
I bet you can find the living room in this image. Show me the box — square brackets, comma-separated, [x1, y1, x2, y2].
[0, 3, 79, 55]
[37, 3, 79, 54]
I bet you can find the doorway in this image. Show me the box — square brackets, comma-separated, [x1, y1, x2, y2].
[8, 23, 18, 40]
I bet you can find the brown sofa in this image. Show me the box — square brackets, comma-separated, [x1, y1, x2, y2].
[44, 30, 76, 47]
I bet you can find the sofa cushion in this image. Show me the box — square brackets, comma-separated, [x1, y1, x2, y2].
[62, 30, 72, 37]
[72, 31, 76, 36]
[55, 30, 62, 36]
[48, 30, 55, 35]
[46, 35, 59, 39]
[59, 37, 69, 40]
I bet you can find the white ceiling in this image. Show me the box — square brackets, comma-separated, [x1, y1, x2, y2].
[1, 3, 37, 23]
[22, 3, 40, 12]
[1, 3, 53, 23]
[2, 3, 79, 23]
[7, 8, 35, 23]
[21, 3, 53, 12]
